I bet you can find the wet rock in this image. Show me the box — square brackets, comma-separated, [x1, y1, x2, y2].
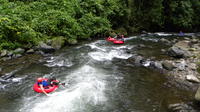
[175, 60, 187, 71]
[168, 103, 195, 112]
[0, 50, 7, 57]
[1, 73, 15, 80]
[195, 86, 200, 102]
[192, 44, 200, 50]
[38, 42, 55, 53]
[168, 46, 191, 58]
[150, 61, 163, 70]
[15, 54, 22, 58]
[189, 48, 197, 51]
[7, 51, 13, 57]
[161, 49, 166, 53]
[13, 54, 22, 58]
[1, 56, 11, 61]
[26, 49, 34, 54]
[186, 75, 200, 83]
[189, 63, 197, 70]
[172, 39, 178, 44]
[125, 49, 132, 54]
[14, 48, 25, 54]
[141, 60, 151, 67]
[162, 61, 175, 70]
[35, 50, 45, 56]
[160, 38, 170, 44]
[184, 37, 190, 40]
[191, 39, 198, 44]
[134, 56, 143, 65]
[127, 56, 136, 64]
[137, 44, 146, 48]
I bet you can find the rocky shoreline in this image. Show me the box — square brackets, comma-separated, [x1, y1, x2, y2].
[126, 33, 200, 112]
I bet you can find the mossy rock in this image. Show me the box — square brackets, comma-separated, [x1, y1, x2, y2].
[51, 36, 65, 49]
[67, 38, 78, 45]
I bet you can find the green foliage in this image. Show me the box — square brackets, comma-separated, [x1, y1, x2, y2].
[78, 13, 111, 38]
[191, 0, 200, 31]
[1, 0, 199, 51]
[114, 27, 127, 36]
[129, 0, 164, 31]
[169, 0, 194, 29]
[0, 16, 40, 49]
[0, 0, 122, 50]
[126, 0, 200, 32]
[51, 36, 65, 49]
[0, 42, 21, 49]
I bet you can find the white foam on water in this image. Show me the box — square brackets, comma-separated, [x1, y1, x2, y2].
[11, 77, 23, 82]
[113, 45, 134, 50]
[19, 40, 128, 112]
[87, 41, 132, 61]
[88, 46, 132, 61]
[141, 37, 159, 42]
[88, 49, 132, 61]
[124, 36, 137, 40]
[20, 65, 107, 112]
[142, 61, 151, 67]
[155, 32, 173, 36]
[87, 42, 107, 52]
[44, 56, 73, 67]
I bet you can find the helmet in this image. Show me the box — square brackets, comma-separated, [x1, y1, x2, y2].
[37, 77, 43, 82]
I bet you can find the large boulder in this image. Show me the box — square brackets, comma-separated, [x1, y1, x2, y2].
[186, 75, 200, 83]
[150, 61, 163, 70]
[0, 50, 7, 57]
[37, 42, 55, 53]
[13, 48, 25, 54]
[162, 61, 175, 70]
[168, 41, 192, 58]
[26, 49, 34, 54]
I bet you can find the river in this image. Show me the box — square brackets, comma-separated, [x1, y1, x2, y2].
[0, 34, 193, 112]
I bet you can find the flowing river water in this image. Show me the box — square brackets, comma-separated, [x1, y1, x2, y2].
[0, 34, 194, 112]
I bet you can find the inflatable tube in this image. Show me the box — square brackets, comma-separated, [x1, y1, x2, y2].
[106, 37, 116, 42]
[33, 78, 59, 93]
[113, 40, 124, 44]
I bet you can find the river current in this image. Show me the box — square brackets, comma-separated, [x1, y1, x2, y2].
[0, 34, 193, 112]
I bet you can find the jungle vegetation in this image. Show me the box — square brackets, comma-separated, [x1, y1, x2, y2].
[0, 0, 199, 50]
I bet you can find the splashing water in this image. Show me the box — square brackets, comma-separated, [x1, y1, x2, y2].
[20, 65, 108, 112]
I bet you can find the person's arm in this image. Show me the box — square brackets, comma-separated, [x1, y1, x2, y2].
[39, 84, 49, 96]
[52, 81, 65, 87]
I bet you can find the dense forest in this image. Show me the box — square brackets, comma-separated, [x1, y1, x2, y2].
[0, 0, 199, 50]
